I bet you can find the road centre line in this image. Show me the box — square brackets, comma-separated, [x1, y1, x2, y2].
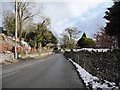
[0, 70, 19, 78]
[0, 59, 46, 78]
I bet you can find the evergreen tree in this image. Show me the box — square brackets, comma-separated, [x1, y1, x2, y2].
[104, 1, 120, 48]
[82, 32, 87, 38]
[77, 33, 95, 48]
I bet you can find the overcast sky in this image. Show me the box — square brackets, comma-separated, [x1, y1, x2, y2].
[1, 0, 113, 39]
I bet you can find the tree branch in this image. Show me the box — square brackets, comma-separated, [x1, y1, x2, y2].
[22, 11, 40, 22]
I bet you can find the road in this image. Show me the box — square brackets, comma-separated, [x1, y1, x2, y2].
[2, 53, 86, 88]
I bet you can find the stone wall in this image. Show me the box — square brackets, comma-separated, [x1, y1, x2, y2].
[0, 51, 15, 63]
[64, 50, 120, 85]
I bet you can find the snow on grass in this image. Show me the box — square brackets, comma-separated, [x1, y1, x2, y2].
[68, 58, 119, 90]
[73, 48, 110, 52]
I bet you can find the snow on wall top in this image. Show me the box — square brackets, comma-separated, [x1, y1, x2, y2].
[73, 48, 110, 52]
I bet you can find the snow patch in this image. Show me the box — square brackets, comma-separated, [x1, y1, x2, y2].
[68, 58, 119, 90]
[73, 48, 110, 52]
[21, 40, 29, 47]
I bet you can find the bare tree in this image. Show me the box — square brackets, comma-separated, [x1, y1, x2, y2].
[3, 11, 15, 36]
[14, 2, 41, 40]
[94, 28, 118, 49]
[61, 27, 81, 49]
[65, 27, 81, 40]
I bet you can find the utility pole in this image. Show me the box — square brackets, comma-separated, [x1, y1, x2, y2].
[15, 1, 18, 60]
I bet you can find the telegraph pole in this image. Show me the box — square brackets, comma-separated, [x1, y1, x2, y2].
[15, 1, 18, 60]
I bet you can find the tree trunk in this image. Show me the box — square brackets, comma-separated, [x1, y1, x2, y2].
[36, 41, 39, 49]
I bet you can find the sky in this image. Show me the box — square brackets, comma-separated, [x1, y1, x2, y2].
[1, 0, 114, 39]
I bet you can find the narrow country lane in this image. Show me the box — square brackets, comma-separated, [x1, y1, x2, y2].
[2, 54, 86, 88]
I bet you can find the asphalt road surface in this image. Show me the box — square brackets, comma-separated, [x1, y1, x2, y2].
[2, 53, 86, 88]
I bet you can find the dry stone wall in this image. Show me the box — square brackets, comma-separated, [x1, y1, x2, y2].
[64, 49, 120, 85]
[0, 51, 14, 63]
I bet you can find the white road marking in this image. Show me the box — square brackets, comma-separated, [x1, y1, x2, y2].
[0, 59, 46, 78]
[0, 70, 19, 78]
[0, 54, 51, 78]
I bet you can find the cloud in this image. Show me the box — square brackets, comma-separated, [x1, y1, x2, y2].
[42, 2, 104, 23]
[1, 0, 113, 39]
[36, 1, 113, 39]
[1, 0, 112, 2]
[75, 2, 114, 38]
